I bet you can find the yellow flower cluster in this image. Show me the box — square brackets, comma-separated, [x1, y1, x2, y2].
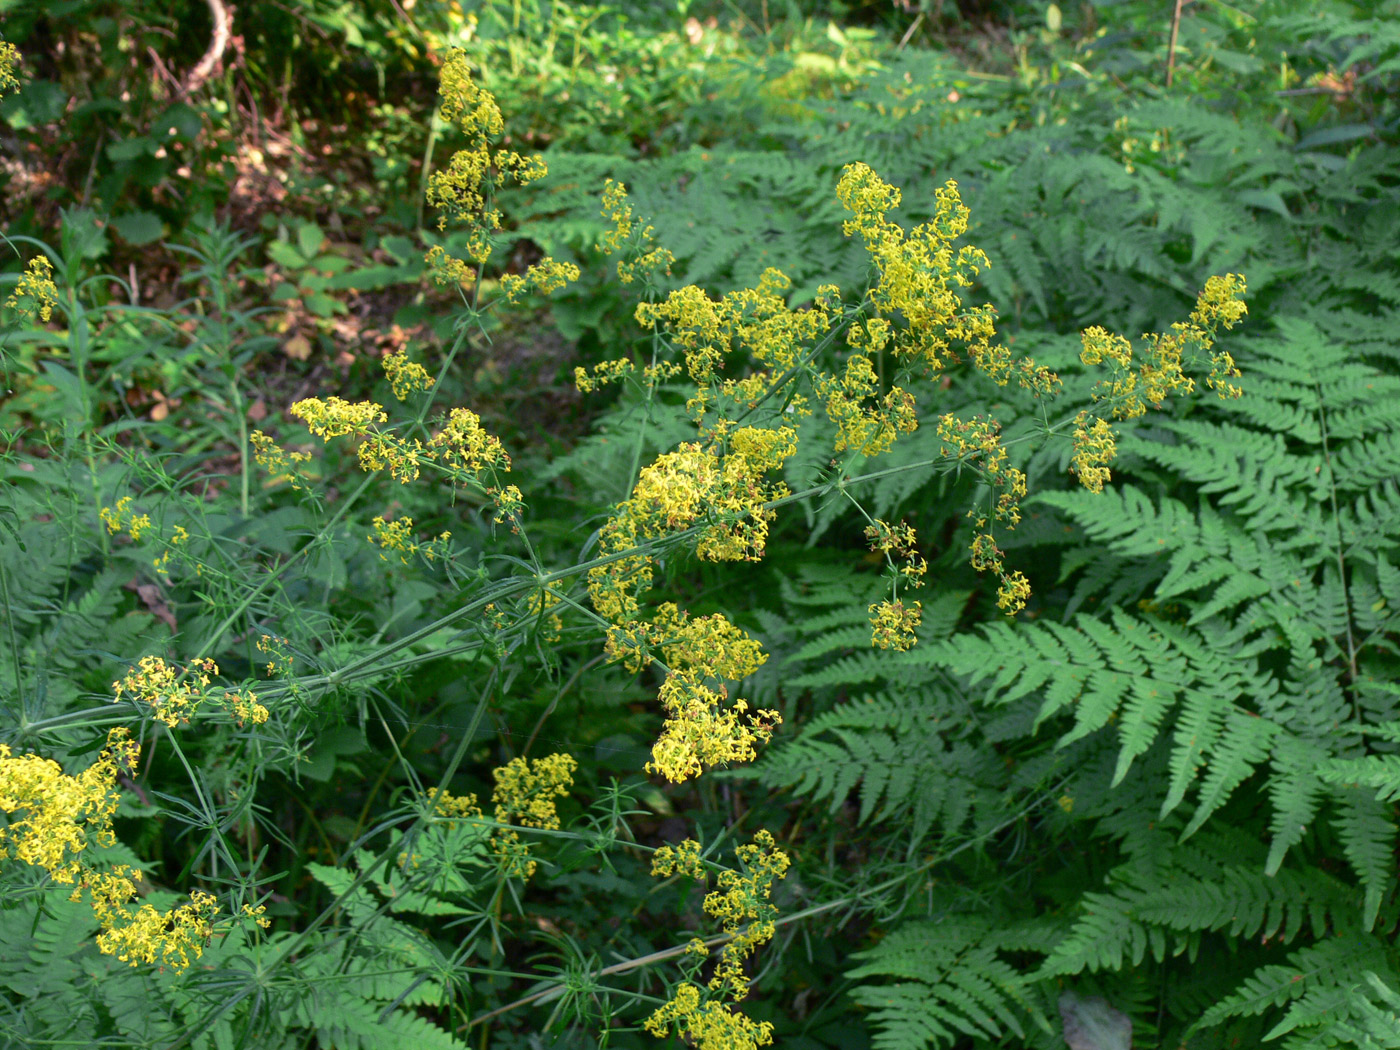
[498, 257, 583, 304]
[288, 396, 518, 518]
[574, 356, 638, 393]
[590, 173, 1041, 769]
[431, 788, 484, 824]
[225, 689, 268, 727]
[645, 983, 775, 1050]
[589, 435, 787, 617]
[249, 431, 312, 490]
[599, 178, 675, 285]
[99, 496, 152, 541]
[588, 168, 1247, 649]
[256, 634, 294, 677]
[0, 729, 136, 883]
[1069, 411, 1116, 494]
[92, 882, 219, 971]
[936, 415, 1026, 529]
[369, 515, 452, 565]
[646, 830, 790, 1049]
[490, 752, 577, 878]
[632, 267, 830, 426]
[424, 49, 576, 309]
[651, 837, 706, 880]
[585, 427, 794, 781]
[112, 655, 268, 728]
[0, 731, 228, 973]
[1079, 273, 1247, 421]
[382, 349, 435, 401]
[5, 255, 57, 323]
[425, 243, 476, 288]
[814, 336, 917, 456]
[864, 518, 926, 580]
[610, 604, 776, 783]
[837, 163, 1057, 397]
[863, 518, 927, 650]
[934, 414, 1031, 614]
[970, 532, 1031, 615]
[868, 599, 922, 652]
[152, 523, 190, 576]
[1068, 274, 1247, 498]
[0, 40, 19, 98]
[293, 396, 388, 440]
[1191, 273, 1249, 398]
[242, 901, 272, 929]
[704, 830, 790, 999]
[428, 406, 511, 474]
[599, 178, 636, 255]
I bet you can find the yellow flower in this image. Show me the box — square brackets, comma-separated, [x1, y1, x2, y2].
[645, 830, 788, 1046]
[5, 255, 57, 322]
[227, 689, 269, 727]
[256, 634, 294, 677]
[429, 407, 511, 474]
[369, 515, 452, 565]
[997, 570, 1032, 615]
[382, 349, 436, 401]
[112, 655, 264, 729]
[425, 244, 476, 288]
[652, 838, 706, 880]
[1081, 274, 1246, 414]
[1070, 411, 1116, 494]
[98, 496, 152, 541]
[648, 676, 781, 783]
[598, 179, 676, 284]
[249, 431, 312, 490]
[426, 50, 546, 264]
[498, 257, 581, 303]
[436, 49, 504, 138]
[431, 789, 483, 822]
[490, 753, 577, 878]
[868, 599, 921, 651]
[0, 729, 137, 884]
[644, 983, 775, 1050]
[241, 902, 272, 929]
[599, 178, 635, 254]
[2, 732, 222, 973]
[291, 396, 387, 440]
[355, 431, 425, 483]
[835, 164, 1001, 379]
[94, 888, 219, 971]
[1191, 272, 1248, 332]
[575, 357, 637, 393]
[0, 40, 19, 99]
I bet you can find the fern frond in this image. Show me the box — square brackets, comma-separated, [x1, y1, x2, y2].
[1330, 786, 1398, 932]
[1195, 935, 1390, 1030]
[848, 920, 1041, 1050]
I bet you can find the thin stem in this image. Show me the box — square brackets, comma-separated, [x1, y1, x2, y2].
[1166, 0, 1185, 88]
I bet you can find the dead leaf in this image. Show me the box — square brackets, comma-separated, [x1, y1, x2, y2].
[149, 391, 181, 421]
[283, 332, 312, 360]
[134, 583, 178, 633]
[247, 399, 268, 422]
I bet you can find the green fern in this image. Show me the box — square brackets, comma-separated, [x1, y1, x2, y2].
[847, 919, 1048, 1050]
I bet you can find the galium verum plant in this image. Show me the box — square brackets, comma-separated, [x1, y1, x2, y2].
[0, 38, 1250, 1045]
